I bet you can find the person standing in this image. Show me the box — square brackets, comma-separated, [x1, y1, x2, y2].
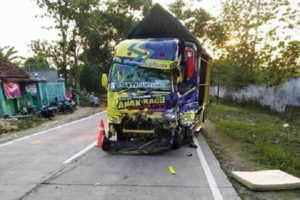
[89, 92, 95, 106]
[93, 95, 99, 107]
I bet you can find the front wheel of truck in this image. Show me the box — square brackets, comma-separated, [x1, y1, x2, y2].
[171, 128, 183, 149]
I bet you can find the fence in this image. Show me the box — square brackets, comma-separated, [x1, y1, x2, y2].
[210, 78, 300, 112]
[46, 82, 66, 102]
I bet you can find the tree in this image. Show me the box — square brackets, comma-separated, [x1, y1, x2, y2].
[211, 59, 255, 90]
[221, 0, 299, 86]
[33, 0, 90, 81]
[33, 0, 152, 93]
[169, 0, 227, 51]
[79, 64, 101, 93]
[24, 55, 50, 71]
[75, 0, 151, 93]
[208, 0, 300, 88]
[257, 40, 300, 86]
[69, 64, 83, 90]
[168, 0, 299, 89]
[74, 0, 152, 67]
[0, 46, 22, 62]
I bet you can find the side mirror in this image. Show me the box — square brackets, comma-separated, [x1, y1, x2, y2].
[101, 73, 108, 89]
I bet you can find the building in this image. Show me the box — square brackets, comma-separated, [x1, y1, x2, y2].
[0, 59, 65, 117]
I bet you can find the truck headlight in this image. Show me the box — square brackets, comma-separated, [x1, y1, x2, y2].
[164, 109, 177, 122]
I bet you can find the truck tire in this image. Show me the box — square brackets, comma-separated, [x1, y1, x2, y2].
[171, 128, 183, 149]
[202, 109, 206, 123]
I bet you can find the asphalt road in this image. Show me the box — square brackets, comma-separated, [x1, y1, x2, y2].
[0, 111, 239, 200]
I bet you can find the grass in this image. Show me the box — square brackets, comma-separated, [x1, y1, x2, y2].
[16, 116, 44, 131]
[207, 102, 300, 177]
[204, 101, 300, 199]
[0, 116, 44, 135]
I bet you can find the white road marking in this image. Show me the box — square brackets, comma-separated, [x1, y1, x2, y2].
[63, 141, 96, 164]
[193, 135, 224, 200]
[0, 111, 107, 148]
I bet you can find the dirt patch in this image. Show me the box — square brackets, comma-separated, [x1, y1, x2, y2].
[202, 121, 260, 172]
[0, 106, 105, 144]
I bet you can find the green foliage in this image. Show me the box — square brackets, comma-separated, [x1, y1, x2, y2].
[221, 0, 300, 86]
[17, 117, 44, 131]
[169, 0, 227, 49]
[75, 0, 151, 66]
[74, 88, 90, 107]
[169, 0, 300, 85]
[168, 0, 186, 20]
[0, 46, 23, 62]
[211, 59, 255, 89]
[257, 40, 300, 86]
[33, 0, 88, 81]
[33, 0, 151, 93]
[24, 55, 50, 70]
[0, 117, 43, 134]
[69, 64, 83, 89]
[208, 102, 300, 177]
[32, 0, 299, 92]
[79, 64, 102, 94]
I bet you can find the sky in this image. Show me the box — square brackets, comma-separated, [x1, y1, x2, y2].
[0, 0, 221, 58]
[0, 0, 58, 57]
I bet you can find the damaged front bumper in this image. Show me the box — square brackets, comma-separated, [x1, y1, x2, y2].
[102, 137, 172, 154]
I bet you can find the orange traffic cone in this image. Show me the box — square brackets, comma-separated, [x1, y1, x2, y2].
[95, 119, 106, 147]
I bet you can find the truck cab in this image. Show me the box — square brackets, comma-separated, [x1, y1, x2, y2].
[102, 38, 210, 153]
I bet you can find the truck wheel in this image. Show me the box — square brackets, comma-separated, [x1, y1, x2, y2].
[202, 109, 206, 123]
[171, 128, 183, 149]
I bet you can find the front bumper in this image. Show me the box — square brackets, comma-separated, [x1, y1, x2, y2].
[102, 137, 172, 154]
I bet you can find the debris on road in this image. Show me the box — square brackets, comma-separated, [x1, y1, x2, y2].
[187, 152, 193, 157]
[232, 170, 300, 190]
[168, 165, 176, 175]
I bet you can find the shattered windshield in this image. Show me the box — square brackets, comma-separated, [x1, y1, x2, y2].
[109, 63, 171, 92]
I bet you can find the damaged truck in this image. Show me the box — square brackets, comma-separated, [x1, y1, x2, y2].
[101, 4, 211, 154]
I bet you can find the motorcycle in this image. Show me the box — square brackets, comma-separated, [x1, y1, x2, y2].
[50, 97, 76, 114]
[37, 106, 55, 120]
[58, 98, 76, 114]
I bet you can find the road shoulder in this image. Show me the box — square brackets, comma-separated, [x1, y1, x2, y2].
[195, 128, 240, 200]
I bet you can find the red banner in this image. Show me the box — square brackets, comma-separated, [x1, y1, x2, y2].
[3, 82, 21, 99]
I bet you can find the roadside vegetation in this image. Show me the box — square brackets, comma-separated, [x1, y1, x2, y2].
[204, 100, 300, 199]
[0, 106, 104, 143]
[0, 117, 43, 134]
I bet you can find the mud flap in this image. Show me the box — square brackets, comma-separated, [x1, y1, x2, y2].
[102, 137, 172, 154]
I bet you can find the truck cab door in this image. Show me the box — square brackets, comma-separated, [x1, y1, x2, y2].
[175, 44, 200, 128]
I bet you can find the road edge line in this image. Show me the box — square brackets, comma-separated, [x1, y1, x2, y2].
[63, 141, 96, 164]
[0, 111, 106, 148]
[193, 134, 224, 200]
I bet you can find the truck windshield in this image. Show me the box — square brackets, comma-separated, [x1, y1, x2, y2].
[109, 63, 171, 92]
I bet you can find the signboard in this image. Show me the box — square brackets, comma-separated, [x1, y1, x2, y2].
[117, 96, 165, 110]
[25, 84, 38, 96]
[3, 82, 21, 99]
